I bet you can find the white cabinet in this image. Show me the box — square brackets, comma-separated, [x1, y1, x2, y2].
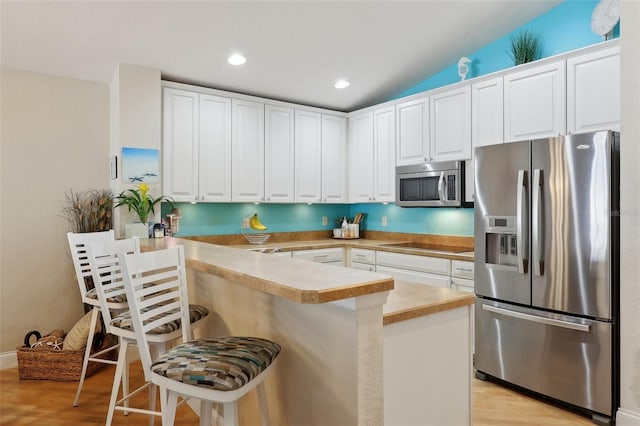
[430, 86, 471, 161]
[350, 248, 376, 272]
[472, 78, 504, 148]
[504, 60, 566, 142]
[451, 260, 474, 293]
[376, 251, 451, 288]
[321, 114, 348, 203]
[348, 112, 375, 202]
[468, 77, 504, 202]
[373, 106, 396, 202]
[349, 106, 396, 203]
[567, 46, 620, 134]
[232, 99, 265, 202]
[396, 98, 430, 165]
[265, 105, 295, 203]
[295, 110, 322, 203]
[292, 247, 344, 266]
[163, 88, 232, 202]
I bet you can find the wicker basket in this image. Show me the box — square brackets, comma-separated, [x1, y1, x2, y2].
[17, 331, 115, 381]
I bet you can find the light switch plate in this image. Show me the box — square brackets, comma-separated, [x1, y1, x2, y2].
[382, 216, 388, 227]
[322, 216, 328, 226]
[242, 217, 250, 229]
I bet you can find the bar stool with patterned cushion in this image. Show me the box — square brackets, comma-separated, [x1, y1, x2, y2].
[119, 246, 281, 426]
[86, 239, 210, 425]
[67, 230, 124, 407]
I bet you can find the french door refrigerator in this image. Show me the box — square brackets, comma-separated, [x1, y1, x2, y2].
[474, 130, 619, 425]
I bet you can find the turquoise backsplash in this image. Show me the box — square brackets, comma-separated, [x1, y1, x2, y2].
[161, 202, 474, 237]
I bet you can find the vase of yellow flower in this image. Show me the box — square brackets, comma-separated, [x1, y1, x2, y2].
[115, 183, 174, 238]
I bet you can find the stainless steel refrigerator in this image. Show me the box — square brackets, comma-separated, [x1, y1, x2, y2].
[474, 131, 619, 425]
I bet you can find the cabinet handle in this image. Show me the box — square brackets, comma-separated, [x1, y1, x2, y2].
[313, 255, 329, 260]
[455, 267, 473, 273]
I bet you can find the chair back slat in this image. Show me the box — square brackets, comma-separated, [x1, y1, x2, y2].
[86, 238, 140, 330]
[120, 246, 192, 380]
[67, 231, 115, 299]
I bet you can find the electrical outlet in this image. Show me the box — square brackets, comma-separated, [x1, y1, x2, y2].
[242, 217, 250, 229]
[322, 216, 328, 226]
[382, 216, 388, 227]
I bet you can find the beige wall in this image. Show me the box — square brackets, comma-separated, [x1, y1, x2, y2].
[0, 69, 109, 353]
[618, 1, 640, 423]
[109, 63, 162, 238]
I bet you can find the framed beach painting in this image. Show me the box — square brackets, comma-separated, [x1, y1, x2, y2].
[121, 147, 159, 184]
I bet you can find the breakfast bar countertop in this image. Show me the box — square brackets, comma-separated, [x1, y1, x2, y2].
[142, 237, 394, 304]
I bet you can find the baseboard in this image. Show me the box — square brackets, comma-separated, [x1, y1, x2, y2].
[0, 351, 18, 370]
[617, 408, 640, 426]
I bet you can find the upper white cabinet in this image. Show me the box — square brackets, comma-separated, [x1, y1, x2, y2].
[430, 86, 471, 161]
[163, 88, 232, 202]
[321, 114, 348, 203]
[373, 106, 396, 202]
[567, 46, 620, 134]
[232, 99, 265, 202]
[504, 60, 566, 142]
[348, 112, 375, 202]
[468, 77, 504, 202]
[265, 105, 295, 203]
[472, 78, 504, 148]
[396, 97, 429, 165]
[198, 94, 232, 202]
[295, 110, 322, 203]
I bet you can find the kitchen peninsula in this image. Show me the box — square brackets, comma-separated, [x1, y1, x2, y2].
[143, 237, 474, 426]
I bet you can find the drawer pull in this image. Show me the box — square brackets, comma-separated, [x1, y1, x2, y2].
[455, 268, 473, 272]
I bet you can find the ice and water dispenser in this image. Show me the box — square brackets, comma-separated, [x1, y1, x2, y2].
[484, 216, 520, 269]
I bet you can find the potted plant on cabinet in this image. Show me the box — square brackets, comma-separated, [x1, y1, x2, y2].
[114, 183, 174, 238]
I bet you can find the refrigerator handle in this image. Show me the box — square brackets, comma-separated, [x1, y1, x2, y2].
[482, 304, 590, 332]
[532, 169, 544, 276]
[516, 169, 528, 274]
[438, 172, 446, 201]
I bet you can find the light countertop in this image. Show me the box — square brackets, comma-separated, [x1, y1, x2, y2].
[142, 237, 475, 324]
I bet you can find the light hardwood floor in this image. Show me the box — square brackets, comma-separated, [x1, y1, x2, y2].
[0, 362, 592, 425]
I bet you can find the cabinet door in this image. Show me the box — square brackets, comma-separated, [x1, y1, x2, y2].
[199, 94, 232, 202]
[504, 61, 566, 142]
[295, 110, 322, 202]
[567, 46, 620, 134]
[469, 78, 505, 202]
[376, 265, 451, 288]
[265, 105, 295, 203]
[322, 115, 348, 203]
[232, 99, 265, 202]
[348, 112, 374, 202]
[374, 106, 396, 202]
[162, 88, 199, 202]
[396, 98, 430, 165]
[430, 86, 471, 161]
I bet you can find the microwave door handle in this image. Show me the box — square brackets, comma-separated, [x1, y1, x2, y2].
[438, 172, 446, 201]
[532, 169, 544, 276]
[516, 170, 528, 274]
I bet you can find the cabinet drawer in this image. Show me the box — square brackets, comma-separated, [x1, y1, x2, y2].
[451, 260, 474, 279]
[351, 248, 375, 265]
[376, 251, 450, 275]
[292, 248, 344, 263]
[352, 261, 376, 272]
[377, 265, 450, 288]
[451, 277, 474, 293]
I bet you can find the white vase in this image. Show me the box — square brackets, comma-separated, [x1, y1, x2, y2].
[125, 222, 149, 239]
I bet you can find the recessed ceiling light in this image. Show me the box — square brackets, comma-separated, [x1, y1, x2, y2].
[334, 79, 350, 89]
[228, 54, 247, 66]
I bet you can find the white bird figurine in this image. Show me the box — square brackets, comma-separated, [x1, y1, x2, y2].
[458, 57, 471, 81]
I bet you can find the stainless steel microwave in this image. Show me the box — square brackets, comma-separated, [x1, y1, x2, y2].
[395, 161, 465, 207]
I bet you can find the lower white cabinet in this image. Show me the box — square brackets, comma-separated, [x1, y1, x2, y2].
[451, 260, 474, 292]
[350, 248, 376, 272]
[376, 251, 451, 289]
[292, 248, 345, 266]
[377, 265, 451, 288]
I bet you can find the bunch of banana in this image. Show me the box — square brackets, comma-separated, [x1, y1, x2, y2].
[249, 213, 267, 231]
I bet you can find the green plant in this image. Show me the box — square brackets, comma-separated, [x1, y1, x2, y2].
[62, 189, 113, 232]
[114, 183, 174, 223]
[507, 30, 543, 65]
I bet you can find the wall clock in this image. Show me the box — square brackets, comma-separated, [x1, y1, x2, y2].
[591, 0, 620, 39]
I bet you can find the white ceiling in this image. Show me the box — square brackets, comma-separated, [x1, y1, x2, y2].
[1, 1, 560, 112]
